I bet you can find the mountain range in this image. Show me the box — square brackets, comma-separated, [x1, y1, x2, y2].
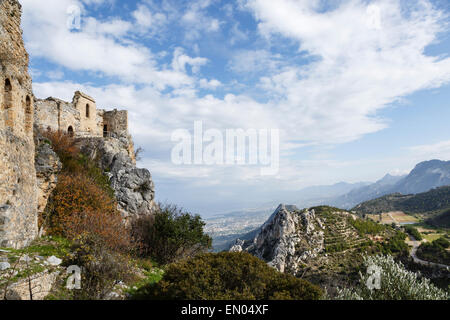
[315, 160, 450, 210]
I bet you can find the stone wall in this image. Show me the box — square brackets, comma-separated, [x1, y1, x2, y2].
[0, 0, 38, 249]
[34, 97, 83, 135]
[103, 109, 128, 136]
[35, 93, 128, 140]
[72, 91, 102, 137]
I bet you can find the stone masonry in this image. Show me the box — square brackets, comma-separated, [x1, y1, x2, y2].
[34, 91, 129, 139]
[0, 0, 38, 248]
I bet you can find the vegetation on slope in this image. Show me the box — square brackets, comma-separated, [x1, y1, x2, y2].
[131, 204, 212, 265]
[416, 237, 450, 266]
[131, 252, 323, 300]
[353, 186, 450, 216]
[404, 225, 423, 241]
[427, 209, 450, 228]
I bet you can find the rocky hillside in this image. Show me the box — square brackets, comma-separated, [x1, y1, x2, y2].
[353, 186, 450, 217]
[394, 160, 450, 195]
[230, 205, 397, 290]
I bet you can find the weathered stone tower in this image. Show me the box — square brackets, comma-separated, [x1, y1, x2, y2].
[0, 0, 38, 248]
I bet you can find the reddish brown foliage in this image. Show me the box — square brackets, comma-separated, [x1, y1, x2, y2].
[46, 172, 131, 252]
[42, 130, 79, 158]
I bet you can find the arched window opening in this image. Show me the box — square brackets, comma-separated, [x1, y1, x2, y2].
[103, 124, 108, 138]
[4, 78, 12, 109]
[25, 95, 32, 133]
[68, 126, 74, 137]
[86, 104, 90, 118]
[4, 78, 14, 128]
[4, 78, 12, 92]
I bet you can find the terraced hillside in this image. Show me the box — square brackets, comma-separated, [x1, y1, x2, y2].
[231, 205, 400, 291]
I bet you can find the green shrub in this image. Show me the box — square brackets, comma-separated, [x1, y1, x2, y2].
[131, 252, 323, 300]
[416, 237, 450, 265]
[132, 204, 212, 265]
[404, 225, 423, 241]
[379, 231, 409, 255]
[65, 234, 133, 300]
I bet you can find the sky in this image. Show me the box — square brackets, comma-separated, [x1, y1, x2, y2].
[19, 0, 450, 216]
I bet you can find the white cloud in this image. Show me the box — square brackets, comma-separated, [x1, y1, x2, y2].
[228, 49, 282, 74]
[180, 0, 222, 40]
[229, 22, 248, 45]
[408, 140, 450, 159]
[20, 0, 203, 90]
[132, 4, 168, 35]
[239, 0, 450, 144]
[172, 47, 209, 74]
[199, 78, 222, 89]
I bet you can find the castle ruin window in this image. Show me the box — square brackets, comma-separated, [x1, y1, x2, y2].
[68, 126, 74, 137]
[4, 79, 12, 108]
[86, 104, 90, 118]
[4, 78, 13, 127]
[103, 124, 108, 138]
[25, 95, 32, 132]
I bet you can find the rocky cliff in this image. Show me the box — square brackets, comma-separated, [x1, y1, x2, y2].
[78, 134, 156, 220]
[231, 205, 325, 274]
[231, 205, 376, 289]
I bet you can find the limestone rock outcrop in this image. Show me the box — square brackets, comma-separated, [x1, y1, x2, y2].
[231, 204, 325, 275]
[78, 134, 156, 220]
[34, 130, 62, 218]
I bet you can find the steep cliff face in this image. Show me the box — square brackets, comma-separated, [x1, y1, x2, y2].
[78, 134, 156, 220]
[231, 205, 325, 274]
[34, 128, 62, 220]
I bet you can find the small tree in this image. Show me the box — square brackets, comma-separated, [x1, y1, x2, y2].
[132, 204, 212, 265]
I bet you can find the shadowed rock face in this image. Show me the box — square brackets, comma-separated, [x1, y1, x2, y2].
[78, 135, 156, 220]
[34, 131, 62, 218]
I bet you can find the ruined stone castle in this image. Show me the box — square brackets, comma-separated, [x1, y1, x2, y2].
[0, 0, 155, 249]
[35, 92, 129, 139]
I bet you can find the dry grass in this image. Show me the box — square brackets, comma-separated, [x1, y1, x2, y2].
[367, 211, 419, 225]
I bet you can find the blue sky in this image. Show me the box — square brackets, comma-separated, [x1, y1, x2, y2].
[19, 0, 450, 216]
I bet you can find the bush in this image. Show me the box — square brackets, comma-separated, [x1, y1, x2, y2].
[132, 204, 212, 265]
[404, 225, 423, 241]
[379, 231, 409, 256]
[66, 234, 133, 300]
[416, 237, 450, 266]
[131, 252, 323, 300]
[43, 172, 129, 250]
[41, 130, 78, 162]
[334, 255, 449, 300]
